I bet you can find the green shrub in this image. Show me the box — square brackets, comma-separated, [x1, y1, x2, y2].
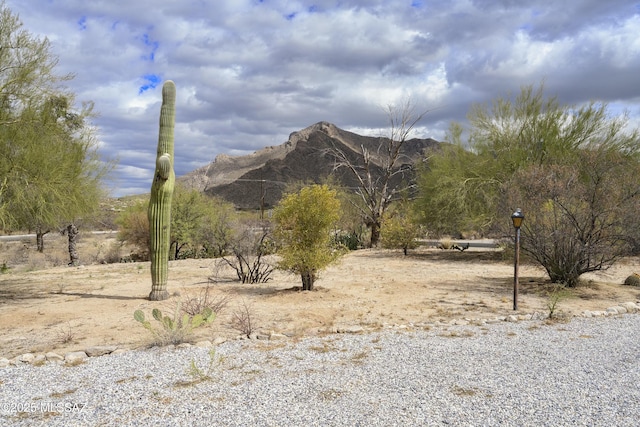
[623, 273, 640, 287]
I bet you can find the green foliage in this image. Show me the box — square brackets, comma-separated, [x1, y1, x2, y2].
[623, 274, 640, 287]
[133, 302, 215, 346]
[171, 185, 234, 259]
[417, 83, 640, 286]
[504, 149, 638, 287]
[545, 284, 572, 320]
[116, 199, 150, 260]
[186, 347, 220, 384]
[116, 190, 235, 262]
[0, 5, 112, 235]
[415, 142, 497, 235]
[381, 199, 422, 255]
[273, 184, 344, 290]
[333, 189, 367, 250]
[332, 231, 361, 251]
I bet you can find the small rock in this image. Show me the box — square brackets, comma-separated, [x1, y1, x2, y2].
[110, 349, 128, 356]
[85, 345, 118, 357]
[606, 307, 619, 315]
[176, 343, 192, 349]
[614, 306, 627, 314]
[0, 358, 9, 368]
[620, 302, 638, 313]
[46, 352, 64, 362]
[65, 351, 87, 364]
[195, 340, 212, 348]
[506, 315, 518, 323]
[32, 354, 47, 365]
[269, 332, 288, 341]
[582, 311, 593, 318]
[16, 353, 35, 364]
[336, 325, 364, 334]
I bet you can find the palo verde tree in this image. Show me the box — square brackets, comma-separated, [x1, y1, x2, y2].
[0, 4, 111, 256]
[417, 83, 640, 286]
[331, 98, 429, 247]
[273, 184, 343, 291]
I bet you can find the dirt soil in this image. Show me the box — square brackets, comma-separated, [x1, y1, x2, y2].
[1, 233, 639, 359]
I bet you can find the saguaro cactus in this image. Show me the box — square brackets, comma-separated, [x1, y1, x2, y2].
[148, 80, 176, 301]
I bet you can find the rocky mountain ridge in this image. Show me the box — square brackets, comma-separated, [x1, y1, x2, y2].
[179, 121, 439, 209]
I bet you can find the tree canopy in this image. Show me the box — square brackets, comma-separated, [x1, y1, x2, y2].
[416, 83, 640, 286]
[0, 3, 111, 244]
[273, 184, 343, 291]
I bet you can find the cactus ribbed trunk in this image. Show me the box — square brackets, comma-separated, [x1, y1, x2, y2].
[148, 80, 176, 301]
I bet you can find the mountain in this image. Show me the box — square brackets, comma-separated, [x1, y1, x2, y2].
[178, 121, 440, 209]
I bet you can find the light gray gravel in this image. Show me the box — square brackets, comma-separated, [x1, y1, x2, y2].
[1, 315, 639, 426]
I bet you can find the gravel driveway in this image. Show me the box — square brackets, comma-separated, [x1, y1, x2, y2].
[1, 315, 638, 426]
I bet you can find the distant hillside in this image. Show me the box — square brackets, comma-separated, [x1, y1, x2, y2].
[179, 121, 440, 210]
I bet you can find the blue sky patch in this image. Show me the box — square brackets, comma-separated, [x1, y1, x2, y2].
[138, 74, 161, 94]
[140, 33, 159, 62]
[77, 16, 87, 30]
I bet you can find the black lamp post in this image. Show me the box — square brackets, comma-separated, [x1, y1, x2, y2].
[511, 208, 524, 311]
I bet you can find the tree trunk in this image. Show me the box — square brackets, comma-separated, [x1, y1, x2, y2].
[301, 270, 316, 291]
[35, 226, 50, 253]
[369, 222, 381, 248]
[67, 224, 79, 266]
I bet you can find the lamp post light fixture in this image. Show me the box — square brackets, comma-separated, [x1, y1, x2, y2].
[511, 208, 524, 311]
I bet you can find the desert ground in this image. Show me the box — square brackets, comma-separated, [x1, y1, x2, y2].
[1, 232, 639, 360]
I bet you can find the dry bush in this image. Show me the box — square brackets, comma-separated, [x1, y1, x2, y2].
[230, 299, 257, 337]
[101, 241, 124, 264]
[181, 285, 231, 317]
[221, 222, 275, 284]
[55, 323, 76, 344]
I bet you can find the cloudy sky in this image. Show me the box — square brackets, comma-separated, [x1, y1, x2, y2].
[6, 0, 640, 197]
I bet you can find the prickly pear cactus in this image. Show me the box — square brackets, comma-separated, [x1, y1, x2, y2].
[148, 80, 176, 301]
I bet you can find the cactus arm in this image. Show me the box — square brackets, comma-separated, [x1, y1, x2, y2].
[157, 153, 172, 180]
[148, 80, 176, 301]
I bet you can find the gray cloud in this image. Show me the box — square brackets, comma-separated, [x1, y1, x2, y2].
[5, 0, 639, 196]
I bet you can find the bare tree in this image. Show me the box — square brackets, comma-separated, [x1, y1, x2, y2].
[331, 98, 429, 247]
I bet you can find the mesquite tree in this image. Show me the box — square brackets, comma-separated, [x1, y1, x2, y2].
[148, 80, 176, 301]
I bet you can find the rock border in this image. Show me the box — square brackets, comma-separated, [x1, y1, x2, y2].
[1, 301, 638, 369]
